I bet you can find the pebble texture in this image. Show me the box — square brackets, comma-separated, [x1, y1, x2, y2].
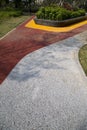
[0, 31, 87, 130]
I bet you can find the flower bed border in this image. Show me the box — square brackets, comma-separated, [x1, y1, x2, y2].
[34, 15, 87, 27]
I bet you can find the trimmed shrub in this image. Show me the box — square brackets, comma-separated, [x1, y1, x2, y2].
[36, 11, 44, 19]
[56, 8, 71, 20]
[56, 13, 63, 21]
[71, 11, 81, 18]
[36, 6, 86, 21]
[78, 9, 86, 16]
[70, 9, 85, 18]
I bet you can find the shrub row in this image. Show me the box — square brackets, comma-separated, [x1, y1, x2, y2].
[36, 6, 86, 21]
[0, 10, 22, 20]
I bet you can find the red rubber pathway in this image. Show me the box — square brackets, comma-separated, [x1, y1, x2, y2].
[0, 16, 87, 84]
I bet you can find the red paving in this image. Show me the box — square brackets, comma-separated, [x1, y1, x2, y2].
[0, 17, 87, 84]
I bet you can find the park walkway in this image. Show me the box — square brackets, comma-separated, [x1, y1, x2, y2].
[0, 17, 87, 130]
[0, 17, 87, 84]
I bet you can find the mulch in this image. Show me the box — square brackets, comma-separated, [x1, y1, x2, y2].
[0, 16, 87, 84]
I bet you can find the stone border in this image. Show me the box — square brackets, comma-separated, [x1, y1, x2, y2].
[34, 15, 87, 27]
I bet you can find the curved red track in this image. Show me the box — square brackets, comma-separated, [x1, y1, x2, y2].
[0, 17, 87, 84]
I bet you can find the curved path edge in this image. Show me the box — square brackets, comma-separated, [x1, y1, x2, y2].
[0, 16, 87, 84]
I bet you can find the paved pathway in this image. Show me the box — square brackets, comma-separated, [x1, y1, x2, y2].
[0, 17, 87, 130]
[0, 17, 87, 84]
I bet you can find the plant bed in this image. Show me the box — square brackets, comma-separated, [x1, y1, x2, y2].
[35, 6, 87, 27]
[34, 15, 87, 27]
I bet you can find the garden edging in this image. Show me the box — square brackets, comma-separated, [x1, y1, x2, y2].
[34, 15, 87, 27]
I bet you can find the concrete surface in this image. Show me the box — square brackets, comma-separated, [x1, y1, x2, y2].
[0, 31, 87, 130]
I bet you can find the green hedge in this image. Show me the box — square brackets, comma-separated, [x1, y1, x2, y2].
[0, 10, 22, 20]
[36, 6, 86, 21]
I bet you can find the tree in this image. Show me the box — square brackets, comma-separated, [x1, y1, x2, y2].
[14, 0, 21, 8]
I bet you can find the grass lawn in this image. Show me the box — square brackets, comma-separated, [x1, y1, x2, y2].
[0, 15, 30, 38]
[79, 44, 87, 76]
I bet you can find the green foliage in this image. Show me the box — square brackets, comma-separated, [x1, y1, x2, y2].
[39, 7, 45, 13]
[0, 7, 17, 11]
[71, 9, 86, 18]
[56, 8, 71, 20]
[56, 13, 63, 21]
[36, 6, 86, 21]
[36, 11, 44, 19]
[9, 11, 22, 17]
[0, 10, 22, 20]
[78, 9, 86, 16]
[71, 11, 81, 18]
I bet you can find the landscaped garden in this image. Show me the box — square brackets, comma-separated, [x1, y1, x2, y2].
[35, 5, 87, 27]
[0, 0, 87, 76]
[36, 6, 86, 21]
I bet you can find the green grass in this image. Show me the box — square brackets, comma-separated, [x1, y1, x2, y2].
[0, 15, 30, 38]
[79, 44, 87, 76]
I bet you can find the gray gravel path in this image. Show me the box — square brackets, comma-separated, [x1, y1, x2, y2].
[0, 31, 87, 130]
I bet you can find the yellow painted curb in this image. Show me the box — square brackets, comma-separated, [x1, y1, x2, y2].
[25, 19, 87, 32]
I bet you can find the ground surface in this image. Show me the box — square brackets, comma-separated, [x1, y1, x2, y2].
[0, 17, 87, 130]
[0, 15, 30, 38]
[0, 17, 87, 84]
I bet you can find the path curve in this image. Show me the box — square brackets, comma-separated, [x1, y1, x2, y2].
[0, 17, 87, 84]
[0, 29, 87, 130]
